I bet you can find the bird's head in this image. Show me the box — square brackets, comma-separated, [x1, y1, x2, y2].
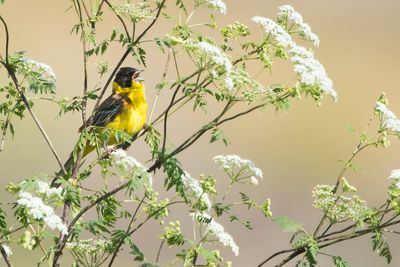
[113, 67, 144, 94]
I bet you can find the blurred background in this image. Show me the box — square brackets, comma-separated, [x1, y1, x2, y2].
[1, 0, 400, 266]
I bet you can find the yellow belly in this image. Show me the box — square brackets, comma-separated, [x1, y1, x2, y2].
[106, 104, 147, 136]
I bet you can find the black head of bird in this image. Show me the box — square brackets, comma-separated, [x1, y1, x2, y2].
[114, 67, 143, 88]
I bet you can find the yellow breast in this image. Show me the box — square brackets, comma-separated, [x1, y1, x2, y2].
[107, 81, 148, 137]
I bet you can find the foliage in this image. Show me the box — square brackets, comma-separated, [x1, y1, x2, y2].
[0, 1, 399, 267]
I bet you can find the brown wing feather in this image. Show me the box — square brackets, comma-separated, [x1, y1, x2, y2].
[79, 94, 123, 131]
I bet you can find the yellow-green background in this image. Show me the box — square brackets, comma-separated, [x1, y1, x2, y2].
[1, 0, 400, 266]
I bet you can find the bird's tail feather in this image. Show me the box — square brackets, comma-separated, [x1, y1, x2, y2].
[50, 153, 74, 188]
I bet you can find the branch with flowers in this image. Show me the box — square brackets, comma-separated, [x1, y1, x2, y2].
[1, 1, 399, 267]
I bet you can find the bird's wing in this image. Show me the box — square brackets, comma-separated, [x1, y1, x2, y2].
[79, 94, 124, 131]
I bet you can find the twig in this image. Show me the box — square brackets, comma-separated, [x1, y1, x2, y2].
[104, 0, 131, 42]
[156, 240, 165, 263]
[0, 245, 11, 267]
[148, 49, 172, 123]
[107, 194, 147, 266]
[0, 113, 11, 153]
[0, 15, 9, 65]
[0, 66, 65, 174]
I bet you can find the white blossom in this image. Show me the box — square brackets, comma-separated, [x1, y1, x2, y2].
[17, 192, 68, 235]
[290, 45, 337, 100]
[376, 102, 400, 132]
[111, 149, 152, 186]
[2, 245, 12, 257]
[207, 0, 227, 14]
[111, 1, 154, 22]
[181, 172, 211, 210]
[389, 169, 400, 180]
[251, 16, 294, 48]
[278, 5, 319, 47]
[278, 5, 303, 24]
[207, 219, 239, 256]
[213, 154, 263, 184]
[37, 181, 63, 198]
[191, 212, 239, 256]
[197, 41, 234, 90]
[22, 58, 56, 81]
[250, 176, 259, 185]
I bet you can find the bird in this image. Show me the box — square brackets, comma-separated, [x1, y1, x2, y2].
[51, 67, 148, 187]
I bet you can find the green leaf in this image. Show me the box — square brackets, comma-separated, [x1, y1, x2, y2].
[162, 157, 185, 198]
[371, 230, 392, 263]
[305, 240, 318, 267]
[64, 185, 81, 210]
[0, 207, 7, 232]
[139, 263, 157, 267]
[272, 216, 303, 233]
[333, 256, 349, 267]
[126, 238, 144, 261]
[145, 126, 161, 158]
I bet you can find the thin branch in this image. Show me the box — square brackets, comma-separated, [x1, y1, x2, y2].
[0, 15, 9, 65]
[107, 194, 147, 266]
[104, 0, 131, 42]
[156, 240, 165, 263]
[148, 49, 172, 123]
[0, 65, 66, 173]
[0, 245, 11, 267]
[0, 113, 11, 153]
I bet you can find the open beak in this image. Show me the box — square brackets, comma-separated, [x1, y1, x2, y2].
[132, 69, 144, 80]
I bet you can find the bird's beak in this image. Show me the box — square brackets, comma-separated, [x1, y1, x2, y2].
[133, 69, 144, 79]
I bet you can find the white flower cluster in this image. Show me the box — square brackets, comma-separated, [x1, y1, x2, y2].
[17, 192, 68, 235]
[22, 58, 56, 81]
[207, 0, 227, 14]
[66, 239, 112, 253]
[197, 41, 234, 90]
[278, 5, 319, 47]
[112, 1, 154, 22]
[252, 6, 336, 101]
[37, 181, 63, 198]
[388, 169, 400, 188]
[111, 149, 152, 186]
[1, 245, 12, 257]
[312, 184, 368, 222]
[213, 154, 263, 185]
[192, 212, 239, 256]
[181, 172, 211, 210]
[376, 102, 400, 132]
[290, 46, 337, 100]
[251, 16, 294, 48]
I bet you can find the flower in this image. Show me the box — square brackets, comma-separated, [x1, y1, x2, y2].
[181, 172, 211, 210]
[213, 154, 263, 184]
[251, 16, 294, 48]
[111, 149, 152, 186]
[207, 219, 239, 256]
[37, 181, 63, 198]
[197, 41, 234, 90]
[22, 58, 56, 81]
[278, 5, 303, 24]
[17, 192, 68, 235]
[389, 169, 400, 180]
[111, 0, 154, 22]
[376, 102, 400, 132]
[290, 45, 337, 100]
[2, 245, 12, 257]
[207, 0, 227, 14]
[191, 212, 239, 256]
[278, 5, 319, 47]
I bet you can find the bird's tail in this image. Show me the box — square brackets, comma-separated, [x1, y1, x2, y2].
[50, 144, 95, 187]
[50, 153, 75, 188]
